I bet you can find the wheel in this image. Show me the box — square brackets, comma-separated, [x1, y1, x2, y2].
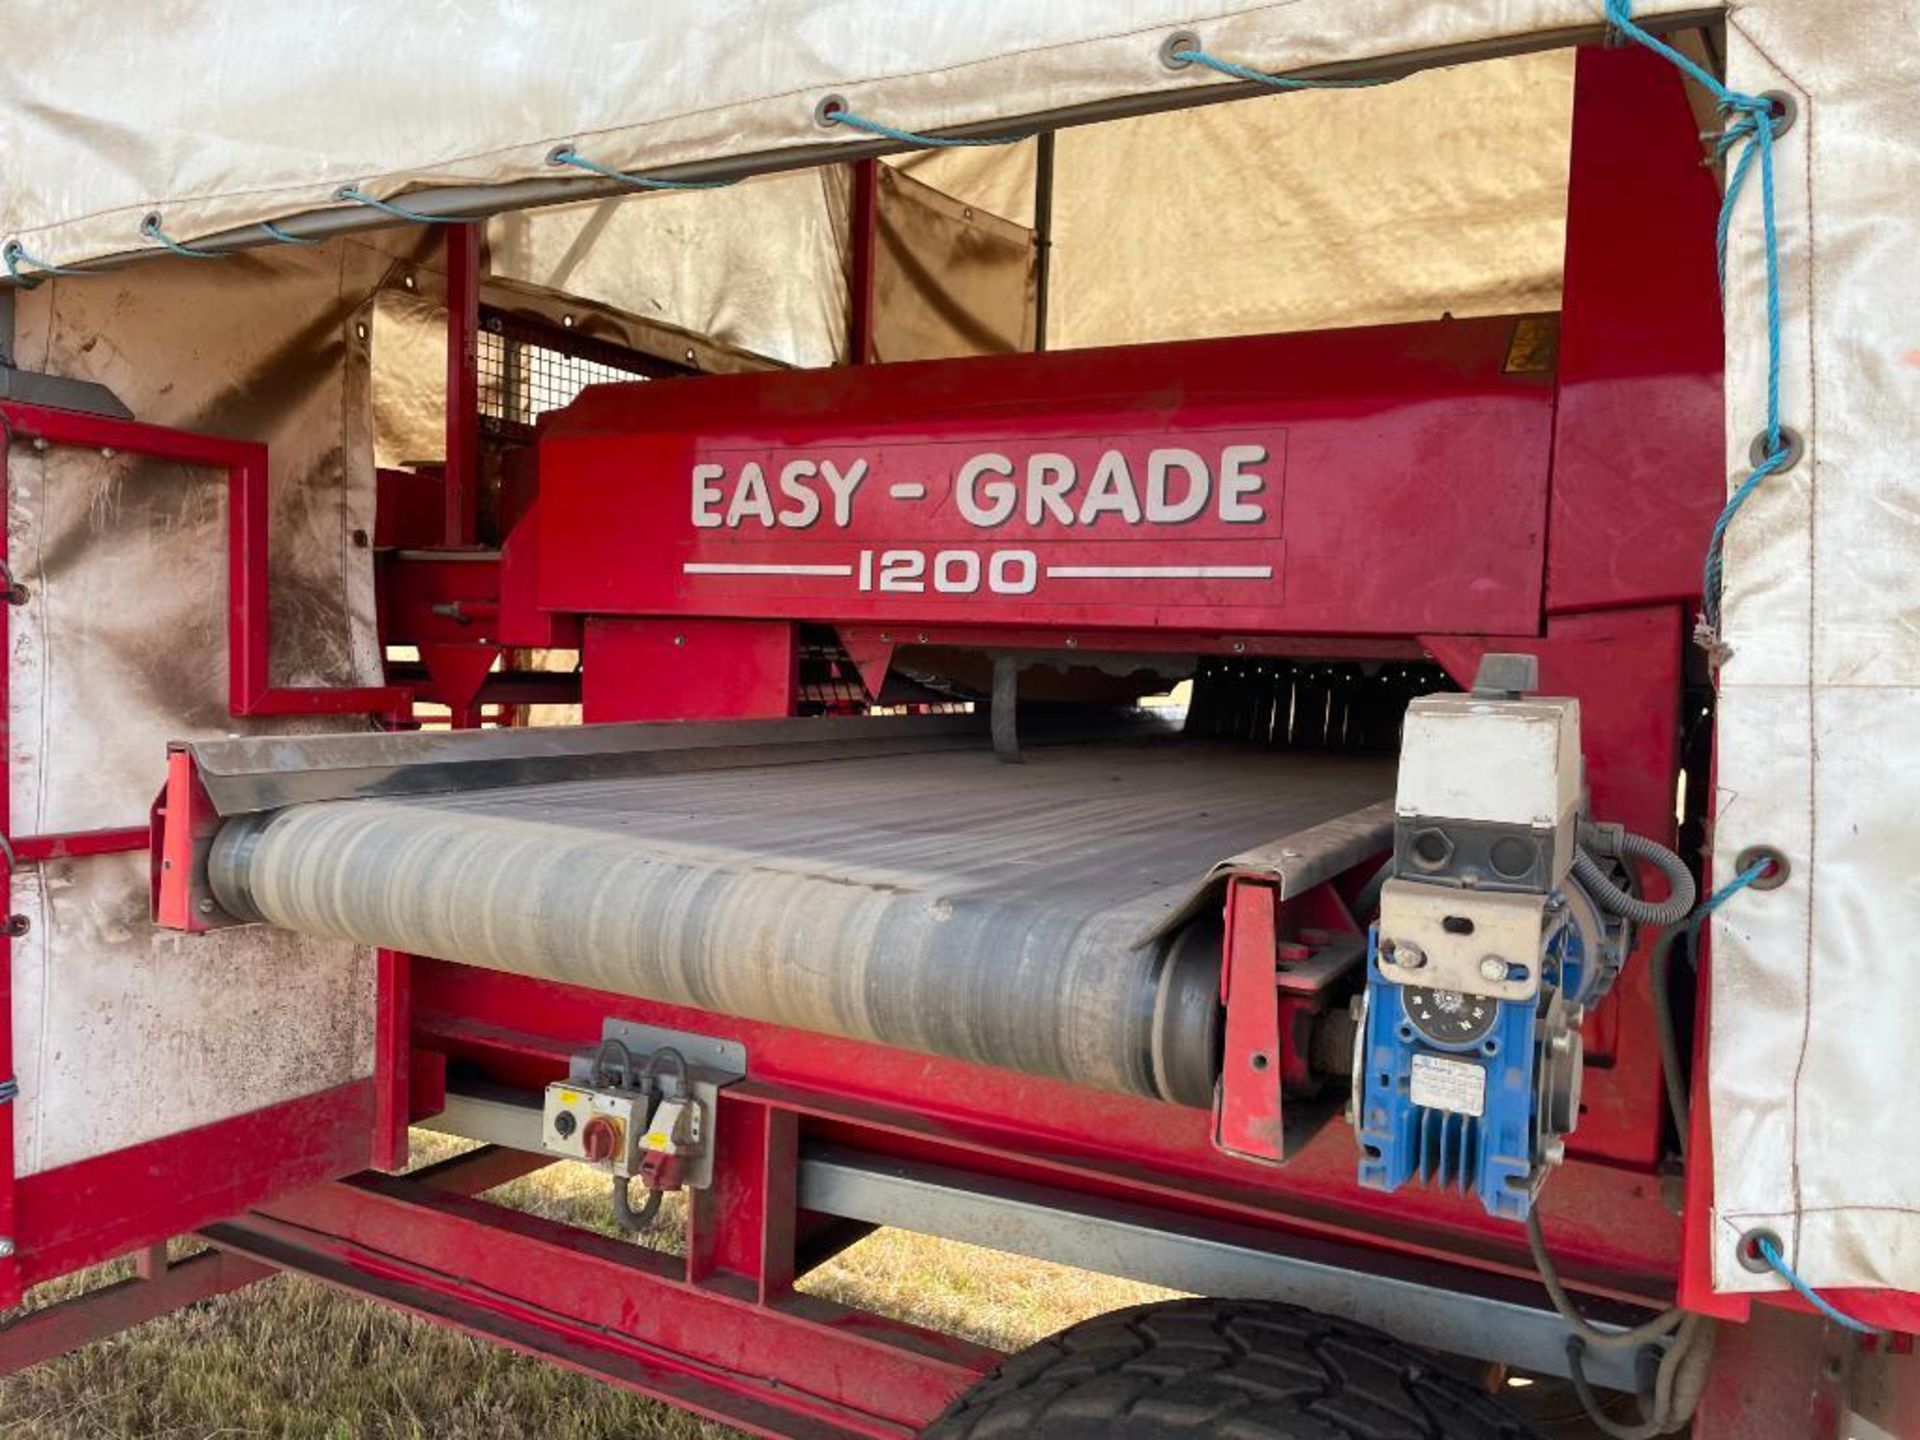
[921, 1297, 1543, 1440]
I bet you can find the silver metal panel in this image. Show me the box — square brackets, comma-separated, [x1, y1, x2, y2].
[214, 737, 1391, 1096]
[417, 1092, 545, 1152]
[186, 711, 1169, 815]
[797, 1146, 1655, 1391]
[187, 712, 993, 814]
[590, 1020, 748, 1080]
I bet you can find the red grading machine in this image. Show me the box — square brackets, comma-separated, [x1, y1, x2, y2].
[2, 43, 1911, 1440]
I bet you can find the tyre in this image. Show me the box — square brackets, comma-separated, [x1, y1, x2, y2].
[921, 1297, 1543, 1440]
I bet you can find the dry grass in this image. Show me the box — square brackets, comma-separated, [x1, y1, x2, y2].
[0, 1136, 1175, 1439]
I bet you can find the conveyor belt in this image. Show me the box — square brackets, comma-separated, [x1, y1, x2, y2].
[210, 734, 1391, 1101]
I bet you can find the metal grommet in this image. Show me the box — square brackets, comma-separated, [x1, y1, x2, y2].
[1159, 30, 1201, 70]
[1760, 90, 1798, 138]
[813, 93, 848, 128]
[1733, 844, 1791, 891]
[545, 143, 574, 166]
[1748, 425, 1805, 474]
[1737, 1226, 1784, 1274]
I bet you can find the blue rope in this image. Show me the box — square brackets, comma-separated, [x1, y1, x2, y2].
[1171, 48, 1395, 90]
[3, 239, 86, 288]
[549, 147, 734, 192]
[140, 214, 222, 259]
[1755, 1237, 1885, 1335]
[1689, 859, 1771, 931]
[333, 185, 465, 225]
[1603, 0, 1791, 650]
[258, 220, 322, 246]
[822, 105, 1028, 149]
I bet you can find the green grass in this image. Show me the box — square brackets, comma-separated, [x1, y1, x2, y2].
[0, 1137, 1175, 1438]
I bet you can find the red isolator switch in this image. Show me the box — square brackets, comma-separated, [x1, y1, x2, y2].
[580, 1116, 621, 1163]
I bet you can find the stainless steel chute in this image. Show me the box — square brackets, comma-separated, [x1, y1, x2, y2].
[195, 718, 1391, 1102]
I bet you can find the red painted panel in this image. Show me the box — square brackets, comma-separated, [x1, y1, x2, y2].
[1548, 46, 1725, 613]
[539, 318, 1555, 637]
[10, 1081, 374, 1288]
[583, 617, 797, 722]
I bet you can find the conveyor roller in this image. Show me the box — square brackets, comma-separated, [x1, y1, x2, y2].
[201, 726, 1390, 1103]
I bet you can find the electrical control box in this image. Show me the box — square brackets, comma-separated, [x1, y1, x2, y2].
[542, 1081, 654, 1178]
[1393, 692, 1581, 894]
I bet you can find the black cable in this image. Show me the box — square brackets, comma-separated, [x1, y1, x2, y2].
[1528, 1211, 1685, 1351]
[593, 1036, 636, 1089]
[610, 1174, 663, 1232]
[643, 1045, 689, 1093]
[1649, 924, 1692, 1156]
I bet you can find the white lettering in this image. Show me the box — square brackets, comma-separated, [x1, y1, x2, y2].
[820, 458, 868, 527]
[1146, 448, 1209, 523]
[1219, 444, 1268, 523]
[1077, 450, 1142, 524]
[724, 462, 776, 528]
[1026, 452, 1075, 526]
[691, 462, 726, 528]
[776, 460, 821, 528]
[956, 453, 1017, 527]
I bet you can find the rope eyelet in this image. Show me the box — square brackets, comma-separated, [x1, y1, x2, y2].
[1159, 31, 1201, 70]
[1737, 1226, 1785, 1273]
[1732, 845, 1790, 891]
[1747, 425, 1805, 474]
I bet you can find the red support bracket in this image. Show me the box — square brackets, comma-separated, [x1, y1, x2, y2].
[1215, 877, 1284, 1163]
[1214, 877, 1367, 1167]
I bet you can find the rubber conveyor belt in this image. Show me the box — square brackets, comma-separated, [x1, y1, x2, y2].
[211, 737, 1392, 1101]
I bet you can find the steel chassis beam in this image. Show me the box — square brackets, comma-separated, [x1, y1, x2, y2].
[216, 1170, 994, 1439]
[795, 1145, 1651, 1391]
[404, 1077, 1655, 1393]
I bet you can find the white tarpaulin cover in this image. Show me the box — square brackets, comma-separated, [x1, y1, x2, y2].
[2, 0, 1915, 1301]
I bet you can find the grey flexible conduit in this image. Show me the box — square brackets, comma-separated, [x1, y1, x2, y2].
[1573, 831, 1696, 928]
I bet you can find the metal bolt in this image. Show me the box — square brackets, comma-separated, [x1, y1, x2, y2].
[2, 915, 27, 939]
[1478, 955, 1508, 983]
[1392, 941, 1425, 970]
[1231, 641, 1246, 653]
[197, 898, 216, 916]
[671, 635, 685, 647]
[0, 1238, 14, 1258]
[31, 437, 48, 452]
[100, 447, 117, 460]
[1542, 1137, 1567, 1167]
[1065, 637, 1078, 648]
[1550, 1029, 1575, 1057]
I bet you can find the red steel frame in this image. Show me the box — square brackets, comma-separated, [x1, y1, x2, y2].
[4, 42, 1917, 1440]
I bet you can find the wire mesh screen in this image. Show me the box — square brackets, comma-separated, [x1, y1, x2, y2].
[477, 312, 689, 435]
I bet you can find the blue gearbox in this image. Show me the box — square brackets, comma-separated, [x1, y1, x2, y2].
[1353, 887, 1616, 1221]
